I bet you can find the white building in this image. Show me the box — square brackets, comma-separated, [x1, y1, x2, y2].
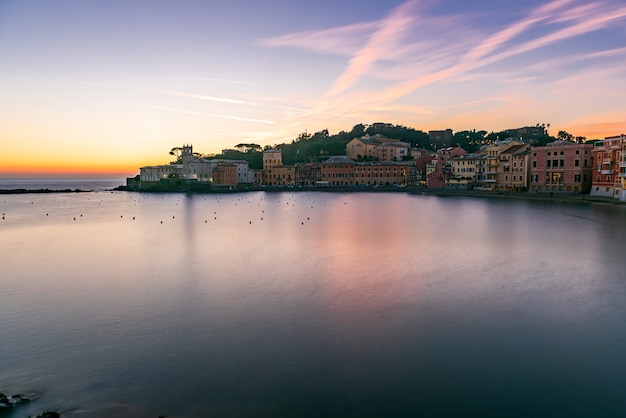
[140, 145, 254, 185]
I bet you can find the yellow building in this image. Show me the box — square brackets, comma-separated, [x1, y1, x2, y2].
[496, 144, 530, 191]
[447, 154, 486, 190]
[481, 140, 524, 190]
[345, 137, 379, 160]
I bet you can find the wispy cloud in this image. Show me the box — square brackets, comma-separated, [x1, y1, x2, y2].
[322, 0, 419, 99]
[150, 106, 275, 125]
[81, 81, 259, 106]
[195, 77, 256, 86]
[257, 21, 378, 56]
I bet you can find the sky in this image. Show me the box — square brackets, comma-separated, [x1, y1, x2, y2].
[1, 0, 625, 176]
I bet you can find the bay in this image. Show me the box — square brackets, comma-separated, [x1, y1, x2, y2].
[1, 186, 625, 417]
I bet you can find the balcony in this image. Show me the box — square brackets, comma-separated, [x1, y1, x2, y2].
[601, 170, 613, 175]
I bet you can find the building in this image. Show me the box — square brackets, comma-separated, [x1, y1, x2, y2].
[263, 149, 282, 168]
[212, 163, 238, 187]
[345, 136, 379, 160]
[295, 163, 321, 187]
[529, 140, 593, 193]
[263, 149, 295, 186]
[377, 141, 409, 162]
[426, 146, 467, 188]
[496, 144, 530, 191]
[139, 164, 183, 182]
[446, 153, 486, 190]
[139, 145, 253, 187]
[320, 156, 356, 186]
[428, 129, 453, 144]
[618, 138, 626, 202]
[481, 140, 524, 191]
[354, 162, 411, 186]
[590, 135, 624, 198]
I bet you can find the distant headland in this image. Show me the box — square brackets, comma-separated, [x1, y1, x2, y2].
[120, 125, 626, 203]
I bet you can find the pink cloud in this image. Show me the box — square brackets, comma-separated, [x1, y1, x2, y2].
[322, 0, 419, 99]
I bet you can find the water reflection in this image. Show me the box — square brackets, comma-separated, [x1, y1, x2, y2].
[1, 191, 625, 417]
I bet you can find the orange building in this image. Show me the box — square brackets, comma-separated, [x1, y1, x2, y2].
[320, 156, 355, 186]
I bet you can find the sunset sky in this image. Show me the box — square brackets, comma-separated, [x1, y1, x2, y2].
[1, 0, 625, 176]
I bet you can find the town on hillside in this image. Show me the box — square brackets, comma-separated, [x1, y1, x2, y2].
[126, 126, 626, 202]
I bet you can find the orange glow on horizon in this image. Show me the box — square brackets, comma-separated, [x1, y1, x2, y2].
[0, 162, 139, 178]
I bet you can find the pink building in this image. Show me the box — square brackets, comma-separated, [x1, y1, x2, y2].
[437, 146, 467, 159]
[377, 141, 409, 162]
[426, 147, 466, 188]
[529, 140, 593, 193]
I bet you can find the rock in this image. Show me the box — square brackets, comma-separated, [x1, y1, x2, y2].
[0, 391, 38, 412]
[31, 411, 60, 418]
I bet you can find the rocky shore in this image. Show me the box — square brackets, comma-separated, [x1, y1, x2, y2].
[0, 392, 59, 417]
[0, 189, 92, 194]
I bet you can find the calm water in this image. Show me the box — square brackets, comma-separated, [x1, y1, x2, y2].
[0, 178, 125, 192]
[1, 184, 625, 417]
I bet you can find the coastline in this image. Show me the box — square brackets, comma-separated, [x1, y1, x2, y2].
[115, 183, 626, 205]
[3, 181, 622, 206]
[0, 188, 93, 194]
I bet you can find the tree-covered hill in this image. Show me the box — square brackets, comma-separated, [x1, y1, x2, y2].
[196, 122, 572, 168]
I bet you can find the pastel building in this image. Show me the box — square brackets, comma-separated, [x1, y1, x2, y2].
[263, 149, 295, 186]
[618, 139, 626, 202]
[590, 135, 624, 198]
[320, 156, 355, 186]
[345, 136, 379, 160]
[446, 153, 487, 190]
[139, 145, 254, 186]
[377, 141, 409, 162]
[529, 140, 593, 193]
[482, 140, 524, 191]
[496, 143, 530, 192]
[426, 146, 467, 188]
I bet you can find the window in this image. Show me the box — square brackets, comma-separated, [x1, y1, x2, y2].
[560, 160, 564, 167]
[575, 159, 580, 167]
[576, 150, 580, 155]
[547, 160, 551, 167]
[574, 174, 581, 182]
[533, 161, 537, 168]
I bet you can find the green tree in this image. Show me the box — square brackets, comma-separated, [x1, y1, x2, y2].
[557, 130, 574, 141]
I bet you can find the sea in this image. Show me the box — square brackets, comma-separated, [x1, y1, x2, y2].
[1, 178, 625, 417]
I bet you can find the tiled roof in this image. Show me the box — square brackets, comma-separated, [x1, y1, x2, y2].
[322, 156, 355, 164]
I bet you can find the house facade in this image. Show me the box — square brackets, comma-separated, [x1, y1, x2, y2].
[590, 135, 624, 198]
[496, 144, 530, 191]
[139, 145, 253, 187]
[320, 156, 355, 186]
[377, 141, 409, 162]
[529, 140, 593, 193]
[345, 137, 379, 160]
[446, 153, 486, 190]
[481, 140, 524, 191]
